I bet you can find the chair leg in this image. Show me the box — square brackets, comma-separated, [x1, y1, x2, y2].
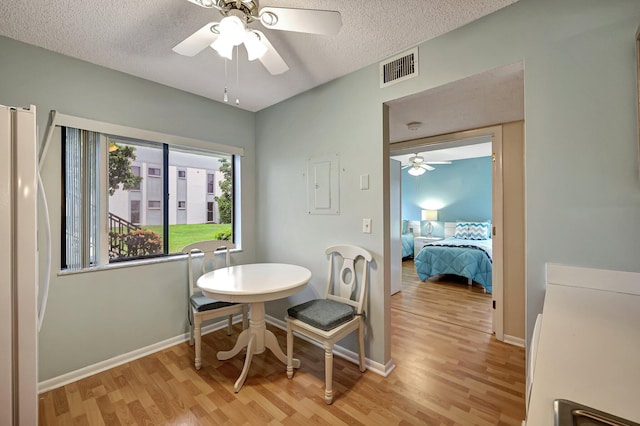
[357, 323, 366, 373]
[226, 315, 233, 336]
[286, 321, 294, 379]
[324, 344, 334, 404]
[189, 310, 195, 346]
[194, 316, 203, 370]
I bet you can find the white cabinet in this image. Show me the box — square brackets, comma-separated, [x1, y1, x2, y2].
[413, 236, 442, 257]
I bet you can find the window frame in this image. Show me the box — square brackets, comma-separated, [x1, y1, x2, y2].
[53, 112, 244, 272]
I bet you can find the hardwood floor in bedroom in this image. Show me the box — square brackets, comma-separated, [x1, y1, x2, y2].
[39, 261, 526, 425]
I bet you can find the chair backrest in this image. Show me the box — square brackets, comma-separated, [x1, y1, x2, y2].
[324, 245, 373, 314]
[182, 240, 235, 297]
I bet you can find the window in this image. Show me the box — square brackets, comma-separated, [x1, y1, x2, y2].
[207, 173, 215, 194]
[130, 200, 140, 224]
[61, 123, 238, 270]
[131, 166, 141, 190]
[207, 202, 214, 223]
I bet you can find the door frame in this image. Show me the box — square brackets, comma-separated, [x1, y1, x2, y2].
[387, 124, 505, 341]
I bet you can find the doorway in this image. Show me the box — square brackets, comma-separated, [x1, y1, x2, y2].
[382, 63, 526, 361]
[390, 126, 505, 337]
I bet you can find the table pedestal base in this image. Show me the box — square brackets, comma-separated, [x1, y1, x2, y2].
[217, 302, 300, 392]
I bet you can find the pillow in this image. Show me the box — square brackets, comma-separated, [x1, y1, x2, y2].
[454, 222, 470, 239]
[401, 219, 409, 234]
[455, 221, 491, 240]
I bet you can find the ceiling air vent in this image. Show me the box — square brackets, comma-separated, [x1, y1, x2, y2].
[380, 47, 419, 88]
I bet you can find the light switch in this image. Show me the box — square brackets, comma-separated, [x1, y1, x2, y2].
[363, 218, 372, 233]
[360, 174, 369, 190]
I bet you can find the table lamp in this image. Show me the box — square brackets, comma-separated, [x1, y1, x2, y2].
[421, 209, 438, 237]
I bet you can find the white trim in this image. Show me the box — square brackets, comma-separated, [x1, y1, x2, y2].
[47, 110, 245, 157]
[266, 316, 395, 377]
[503, 334, 525, 348]
[38, 313, 395, 394]
[37, 316, 243, 394]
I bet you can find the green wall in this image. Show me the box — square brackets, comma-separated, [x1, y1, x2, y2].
[256, 0, 640, 364]
[3, 0, 640, 383]
[0, 36, 258, 381]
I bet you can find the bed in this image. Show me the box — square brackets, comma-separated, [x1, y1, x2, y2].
[414, 221, 493, 293]
[401, 220, 420, 259]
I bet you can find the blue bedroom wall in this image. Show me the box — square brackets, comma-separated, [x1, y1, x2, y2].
[401, 156, 492, 237]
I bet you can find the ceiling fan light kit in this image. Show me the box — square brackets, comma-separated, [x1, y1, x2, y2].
[402, 152, 452, 176]
[408, 167, 426, 176]
[174, 0, 342, 75]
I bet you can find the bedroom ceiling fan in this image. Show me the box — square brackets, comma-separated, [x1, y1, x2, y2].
[402, 154, 451, 176]
[173, 0, 342, 75]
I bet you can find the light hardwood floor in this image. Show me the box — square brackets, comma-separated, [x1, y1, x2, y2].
[39, 261, 526, 425]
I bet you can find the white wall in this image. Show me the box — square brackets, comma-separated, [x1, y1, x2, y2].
[0, 35, 257, 381]
[256, 0, 640, 367]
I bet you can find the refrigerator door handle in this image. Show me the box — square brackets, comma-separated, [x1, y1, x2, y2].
[37, 170, 51, 332]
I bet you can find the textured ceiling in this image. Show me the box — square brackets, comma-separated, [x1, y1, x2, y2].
[0, 0, 518, 112]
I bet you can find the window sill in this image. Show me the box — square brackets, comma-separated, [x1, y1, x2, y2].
[57, 248, 243, 276]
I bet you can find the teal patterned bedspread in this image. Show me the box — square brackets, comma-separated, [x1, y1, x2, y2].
[414, 238, 493, 293]
[402, 233, 414, 258]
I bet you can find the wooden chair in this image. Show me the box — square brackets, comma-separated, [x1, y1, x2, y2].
[183, 240, 248, 370]
[285, 244, 373, 404]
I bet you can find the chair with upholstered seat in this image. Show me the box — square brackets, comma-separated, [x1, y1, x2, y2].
[183, 240, 248, 370]
[285, 244, 373, 404]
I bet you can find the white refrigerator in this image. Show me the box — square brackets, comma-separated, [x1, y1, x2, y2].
[0, 105, 38, 425]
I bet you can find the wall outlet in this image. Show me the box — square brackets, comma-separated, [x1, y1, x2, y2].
[363, 218, 372, 233]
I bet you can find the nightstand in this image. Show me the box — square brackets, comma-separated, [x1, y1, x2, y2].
[414, 236, 442, 257]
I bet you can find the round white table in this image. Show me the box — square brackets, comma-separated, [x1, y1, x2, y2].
[197, 263, 311, 392]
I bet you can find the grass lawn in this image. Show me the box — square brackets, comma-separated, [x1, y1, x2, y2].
[143, 223, 232, 253]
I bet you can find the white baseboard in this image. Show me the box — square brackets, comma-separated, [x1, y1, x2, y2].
[39, 313, 396, 394]
[504, 334, 525, 348]
[37, 316, 241, 394]
[266, 316, 395, 377]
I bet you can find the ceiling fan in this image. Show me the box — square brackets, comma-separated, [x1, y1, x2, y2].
[402, 154, 451, 176]
[173, 0, 342, 75]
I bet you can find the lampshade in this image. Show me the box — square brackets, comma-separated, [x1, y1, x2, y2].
[407, 167, 425, 176]
[211, 16, 246, 60]
[211, 37, 234, 60]
[421, 209, 438, 221]
[243, 31, 268, 61]
[218, 16, 245, 46]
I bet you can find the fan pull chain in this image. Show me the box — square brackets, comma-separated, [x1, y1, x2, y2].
[235, 45, 240, 106]
[223, 58, 229, 103]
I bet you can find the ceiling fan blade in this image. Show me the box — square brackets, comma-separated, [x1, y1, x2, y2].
[420, 164, 435, 171]
[258, 7, 342, 35]
[253, 30, 289, 75]
[173, 22, 219, 57]
[424, 161, 452, 165]
[185, 0, 218, 9]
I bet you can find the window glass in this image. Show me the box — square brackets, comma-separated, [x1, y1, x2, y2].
[168, 147, 232, 253]
[108, 139, 164, 262]
[131, 166, 141, 190]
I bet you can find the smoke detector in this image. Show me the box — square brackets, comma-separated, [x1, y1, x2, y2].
[407, 122, 422, 131]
